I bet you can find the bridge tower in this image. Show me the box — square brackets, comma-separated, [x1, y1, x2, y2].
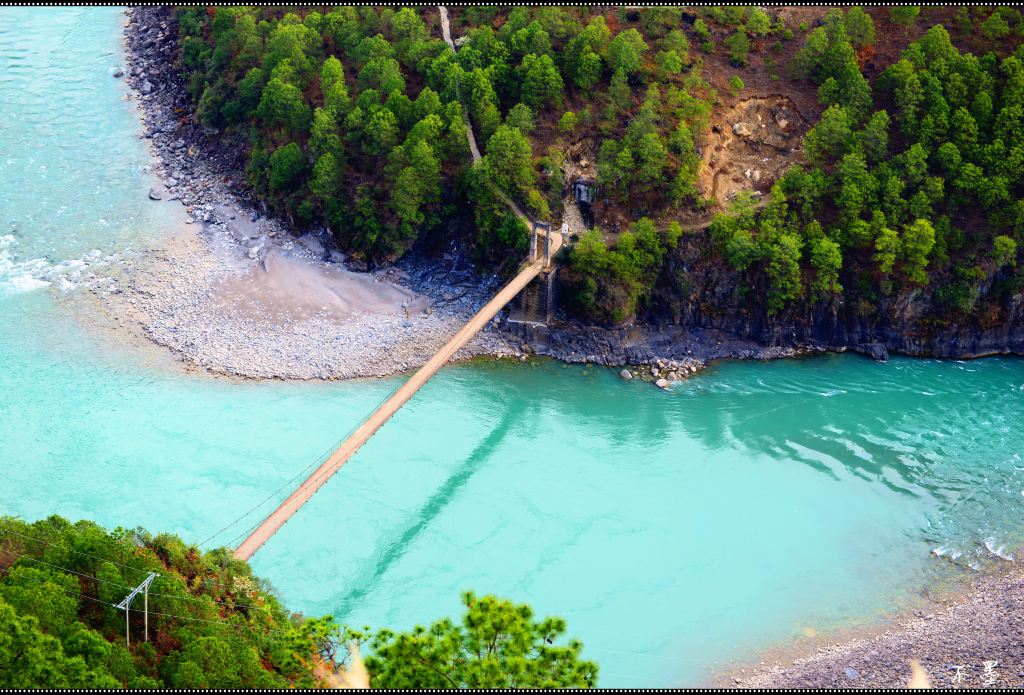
[508, 220, 560, 337]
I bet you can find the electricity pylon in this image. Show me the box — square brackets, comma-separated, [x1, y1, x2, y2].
[115, 572, 158, 646]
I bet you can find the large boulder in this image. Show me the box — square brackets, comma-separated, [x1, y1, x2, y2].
[855, 342, 889, 362]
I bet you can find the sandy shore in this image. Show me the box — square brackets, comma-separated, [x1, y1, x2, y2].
[99, 10, 1024, 684]
[713, 560, 1024, 689]
[86, 222, 525, 380]
[102, 8, 533, 381]
[110, 7, 712, 383]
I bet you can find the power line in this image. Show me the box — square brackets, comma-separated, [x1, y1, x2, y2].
[117, 572, 158, 646]
[0, 527, 151, 577]
[0, 545, 268, 612]
[2, 544, 657, 674]
[124, 605, 293, 636]
[3, 557, 675, 679]
[145, 583, 269, 612]
[0, 547, 137, 591]
[0, 527, 276, 609]
[3, 567, 294, 637]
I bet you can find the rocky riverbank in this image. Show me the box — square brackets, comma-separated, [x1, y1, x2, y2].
[111, 6, 716, 382]
[113, 6, 933, 384]
[112, 6, 1024, 384]
[715, 561, 1024, 689]
[106, 7, 536, 380]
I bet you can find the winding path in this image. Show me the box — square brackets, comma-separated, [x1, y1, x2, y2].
[439, 6, 482, 164]
[438, 5, 535, 229]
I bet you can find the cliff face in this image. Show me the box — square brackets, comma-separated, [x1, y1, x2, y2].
[533, 230, 1024, 367]
[647, 236, 1024, 361]
[681, 290, 1024, 360]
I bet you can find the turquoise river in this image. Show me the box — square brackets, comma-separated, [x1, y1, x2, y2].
[3, 7, 1024, 687]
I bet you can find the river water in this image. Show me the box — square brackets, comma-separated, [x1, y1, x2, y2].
[3, 7, 1024, 687]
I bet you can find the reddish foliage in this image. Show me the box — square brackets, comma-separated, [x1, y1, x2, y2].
[605, 13, 621, 34]
[857, 44, 876, 70]
[155, 628, 182, 657]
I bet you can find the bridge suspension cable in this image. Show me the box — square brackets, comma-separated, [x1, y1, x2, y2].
[232, 250, 554, 561]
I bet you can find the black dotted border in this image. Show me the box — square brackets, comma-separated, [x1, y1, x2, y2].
[0, 1, 1003, 6]
[0, 690, 882, 693]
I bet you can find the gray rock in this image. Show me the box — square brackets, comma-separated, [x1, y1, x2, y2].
[733, 122, 753, 137]
[148, 187, 162, 200]
[620, 368, 633, 380]
[140, 80, 153, 94]
[112, 66, 124, 78]
[297, 234, 325, 256]
[843, 667, 860, 680]
[857, 342, 889, 362]
[655, 378, 669, 389]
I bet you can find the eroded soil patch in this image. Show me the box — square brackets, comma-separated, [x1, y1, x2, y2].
[699, 95, 810, 205]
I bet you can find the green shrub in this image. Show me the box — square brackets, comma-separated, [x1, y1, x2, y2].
[724, 29, 750, 66]
[559, 111, 579, 134]
[993, 235, 1017, 267]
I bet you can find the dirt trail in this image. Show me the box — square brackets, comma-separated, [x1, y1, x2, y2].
[438, 6, 482, 164]
[437, 6, 552, 241]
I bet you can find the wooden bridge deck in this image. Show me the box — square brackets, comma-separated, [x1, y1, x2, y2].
[233, 239, 559, 560]
[232, 6, 561, 561]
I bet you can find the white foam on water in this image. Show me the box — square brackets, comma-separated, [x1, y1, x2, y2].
[0, 234, 121, 295]
[984, 537, 1015, 561]
[0, 234, 49, 293]
[931, 544, 962, 560]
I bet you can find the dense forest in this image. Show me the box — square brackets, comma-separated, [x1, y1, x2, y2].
[174, 5, 1024, 332]
[699, 8, 1024, 324]
[0, 516, 595, 688]
[175, 5, 713, 269]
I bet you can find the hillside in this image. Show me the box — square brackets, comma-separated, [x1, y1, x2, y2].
[0, 516, 316, 687]
[171, 5, 1024, 357]
[0, 516, 596, 688]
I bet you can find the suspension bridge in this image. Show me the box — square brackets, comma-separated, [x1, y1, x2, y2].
[232, 224, 560, 560]
[230, 5, 563, 560]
